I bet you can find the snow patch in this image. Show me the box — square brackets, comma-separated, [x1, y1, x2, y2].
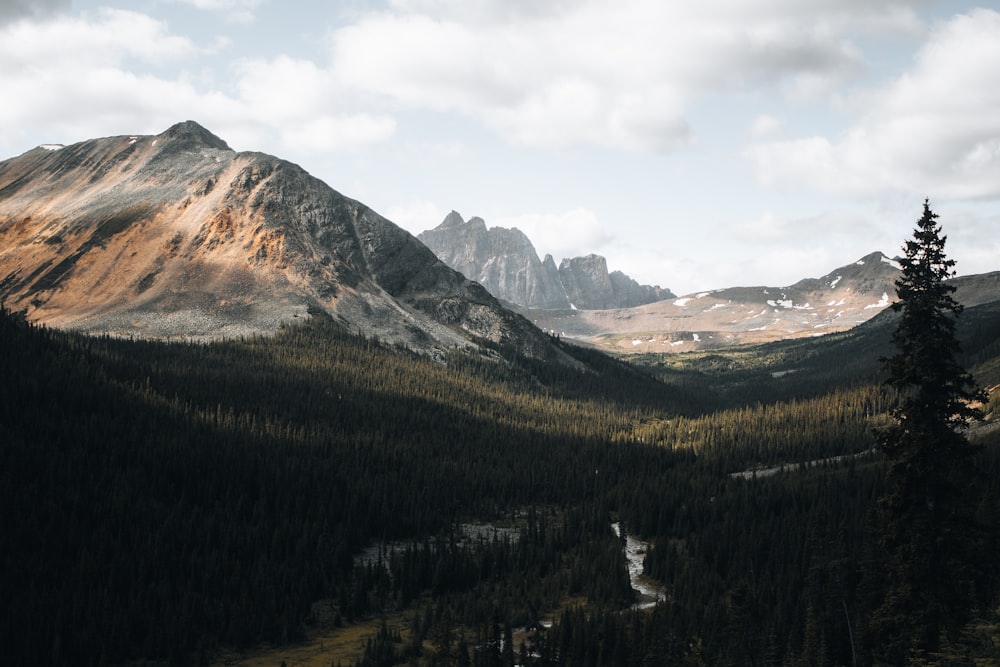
[673, 297, 692, 307]
[692, 333, 701, 342]
[882, 256, 901, 270]
[767, 299, 794, 309]
[632, 339, 643, 346]
[569, 303, 577, 310]
[865, 292, 891, 309]
[829, 275, 841, 289]
[856, 259, 865, 266]
[40, 144, 63, 151]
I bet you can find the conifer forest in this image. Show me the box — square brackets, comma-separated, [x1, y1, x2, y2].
[3, 237, 1000, 664]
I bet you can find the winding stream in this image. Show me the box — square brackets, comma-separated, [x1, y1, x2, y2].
[611, 522, 667, 609]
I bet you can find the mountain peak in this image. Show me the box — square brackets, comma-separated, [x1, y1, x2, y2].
[157, 120, 231, 152]
[419, 213, 673, 310]
[437, 210, 467, 230]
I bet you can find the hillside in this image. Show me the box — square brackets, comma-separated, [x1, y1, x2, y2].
[3, 293, 998, 667]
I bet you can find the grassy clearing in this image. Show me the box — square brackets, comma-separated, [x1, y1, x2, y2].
[213, 613, 413, 667]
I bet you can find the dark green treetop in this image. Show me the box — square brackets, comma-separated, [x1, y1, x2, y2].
[881, 199, 985, 450]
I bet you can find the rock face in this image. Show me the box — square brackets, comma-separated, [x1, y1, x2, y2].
[419, 212, 569, 309]
[0, 121, 571, 361]
[418, 212, 673, 310]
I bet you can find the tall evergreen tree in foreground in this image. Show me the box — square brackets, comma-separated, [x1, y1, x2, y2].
[869, 199, 986, 665]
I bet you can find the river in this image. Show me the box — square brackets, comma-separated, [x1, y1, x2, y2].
[611, 522, 667, 609]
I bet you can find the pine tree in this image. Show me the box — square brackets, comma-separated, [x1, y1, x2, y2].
[869, 199, 986, 664]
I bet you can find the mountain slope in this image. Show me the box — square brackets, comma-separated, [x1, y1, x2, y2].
[0, 122, 568, 360]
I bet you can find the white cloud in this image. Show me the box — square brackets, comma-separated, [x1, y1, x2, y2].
[384, 201, 449, 235]
[0, 8, 202, 67]
[168, 0, 262, 23]
[327, 0, 905, 153]
[491, 208, 613, 262]
[0, 9, 395, 158]
[745, 9, 1000, 201]
[748, 114, 783, 139]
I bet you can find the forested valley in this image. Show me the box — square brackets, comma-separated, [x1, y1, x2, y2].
[2, 299, 1000, 666]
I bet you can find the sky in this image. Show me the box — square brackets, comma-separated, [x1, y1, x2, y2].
[1, 0, 999, 296]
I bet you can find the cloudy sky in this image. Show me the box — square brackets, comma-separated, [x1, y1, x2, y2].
[2, 0, 999, 295]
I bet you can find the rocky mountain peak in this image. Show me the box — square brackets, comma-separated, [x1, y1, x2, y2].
[419, 212, 569, 309]
[438, 210, 468, 230]
[419, 214, 673, 311]
[158, 120, 232, 152]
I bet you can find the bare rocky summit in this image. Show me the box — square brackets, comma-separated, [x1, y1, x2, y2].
[418, 211, 673, 310]
[0, 121, 572, 361]
[419, 212, 569, 309]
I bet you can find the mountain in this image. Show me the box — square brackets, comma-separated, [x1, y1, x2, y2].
[524, 251, 909, 352]
[418, 211, 569, 309]
[418, 211, 673, 310]
[0, 121, 570, 361]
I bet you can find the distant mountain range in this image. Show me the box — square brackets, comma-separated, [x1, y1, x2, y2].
[417, 213, 1000, 352]
[525, 254, 1000, 353]
[0, 121, 571, 363]
[418, 211, 674, 310]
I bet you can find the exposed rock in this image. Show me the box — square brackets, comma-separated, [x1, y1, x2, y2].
[419, 212, 570, 309]
[0, 122, 572, 363]
[419, 212, 672, 310]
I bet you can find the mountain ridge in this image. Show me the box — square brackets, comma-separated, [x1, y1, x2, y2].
[3, 122, 996, 358]
[418, 211, 674, 310]
[0, 121, 572, 363]
[523, 251, 909, 352]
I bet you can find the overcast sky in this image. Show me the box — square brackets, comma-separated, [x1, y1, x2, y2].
[2, 0, 998, 295]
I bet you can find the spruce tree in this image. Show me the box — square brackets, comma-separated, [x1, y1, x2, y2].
[869, 199, 986, 664]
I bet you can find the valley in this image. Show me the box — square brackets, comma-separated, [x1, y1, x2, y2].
[2, 123, 1000, 666]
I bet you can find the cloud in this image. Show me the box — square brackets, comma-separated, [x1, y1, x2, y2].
[383, 201, 449, 235]
[0, 0, 68, 24]
[0, 8, 212, 142]
[748, 114, 783, 139]
[327, 0, 916, 152]
[745, 9, 1000, 201]
[0, 7, 202, 67]
[0, 9, 395, 158]
[491, 208, 613, 262]
[230, 55, 397, 152]
[167, 0, 262, 23]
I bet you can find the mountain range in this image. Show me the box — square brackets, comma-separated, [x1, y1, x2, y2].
[524, 254, 1000, 353]
[415, 213, 935, 352]
[415, 216, 1000, 353]
[418, 211, 674, 310]
[2, 120, 998, 357]
[0, 121, 570, 362]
